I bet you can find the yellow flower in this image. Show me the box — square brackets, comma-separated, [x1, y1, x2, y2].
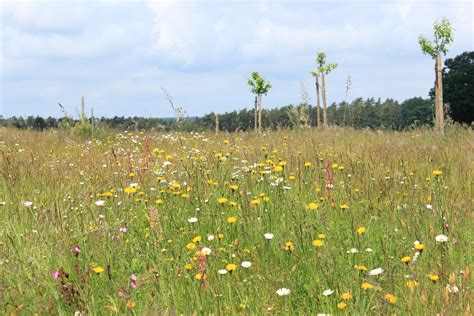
[124, 187, 136, 194]
[227, 216, 237, 223]
[186, 243, 196, 250]
[307, 202, 319, 210]
[274, 165, 283, 172]
[217, 233, 224, 239]
[406, 280, 419, 289]
[361, 282, 374, 290]
[92, 266, 105, 274]
[318, 233, 326, 239]
[195, 273, 202, 281]
[226, 263, 237, 272]
[126, 300, 136, 309]
[356, 226, 366, 234]
[312, 239, 324, 247]
[384, 293, 397, 304]
[218, 197, 228, 204]
[250, 199, 261, 205]
[415, 243, 425, 251]
[228, 201, 237, 206]
[229, 185, 239, 191]
[192, 236, 202, 243]
[304, 162, 312, 167]
[285, 241, 295, 251]
[184, 263, 193, 270]
[339, 204, 349, 210]
[262, 196, 270, 202]
[432, 169, 443, 176]
[155, 199, 163, 204]
[354, 265, 368, 271]
[337, 302, 347, 309]
[401, 256, 411, 264]
[171, 182, 181, 189]
[428, 273, 440, 282]
[340, 292, 352, 300]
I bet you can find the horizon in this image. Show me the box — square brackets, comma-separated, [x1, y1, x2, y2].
[1, 0, 473, 119]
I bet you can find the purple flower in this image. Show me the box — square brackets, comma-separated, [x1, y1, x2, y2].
[118, 290, 125, 297]
[52, 271, 60, 279]
[119, 227, 128, 233]
[73, 246, 81, 256]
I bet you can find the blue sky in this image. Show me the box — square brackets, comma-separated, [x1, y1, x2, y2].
[1, 0, 472, 118]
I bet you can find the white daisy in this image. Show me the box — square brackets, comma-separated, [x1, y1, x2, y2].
[276, 288, 291, 296]
[368, 268, 384, 276]
[435, 234, 448, 242]
[241, 261, 252, 268]
[264, 233, 274, 240]
[188, 217, 198, 223]
[323, 289, 334, 296]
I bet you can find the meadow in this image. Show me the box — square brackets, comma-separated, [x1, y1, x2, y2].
[1, 126, 472, 315]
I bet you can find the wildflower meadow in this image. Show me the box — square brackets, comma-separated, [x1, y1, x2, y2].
[1, 126, 472, 314]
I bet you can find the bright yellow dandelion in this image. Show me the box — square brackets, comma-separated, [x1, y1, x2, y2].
[184, 263, 193, 270]
[415, 243, 425, 251]
[356, 226, 366, 234]
[195, 273, 203, 281]
[274, 165, 283, 172]
[337, 302, 347, 309]
[227, 216, 237, 223]
[339, 204, 349, 210]
[124, 187, 136, 195]
[304, 162, 312, 167]
[401, 256, 411, 264]
[285, 241, 295, 251]
[406, 280, 419, 289]
[318, 233, 326, 239]
[340, 292, 352, 300]
[186, 243, 196, 250]
[218, 197, 228, 204]
[92, 266, 105, 274]
[126, 300, 136, 309]
[361, 282, 374, 290]
[155, 199, 163, 205]
[428, 273, 440, 282]
[354, 265, 368, 271]
[250, 199, 261, 206]
[432, 169, 443, 176]
[312, 239, 324, 247]
[384, 293, 397, 304]
[307, 202, 319, 210]
[192, 236, 202, 243]
[226, 263, 237, 272]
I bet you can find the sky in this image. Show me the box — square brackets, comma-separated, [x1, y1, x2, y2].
[0, 0, 473, 118]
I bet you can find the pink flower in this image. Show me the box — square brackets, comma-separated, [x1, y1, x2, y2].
[118, 290, 125, 297]
[120, 227, 128, 233]
[73, 246, 81, 256]
[52, 271, 60, 279]
[130, 274, 137, 288]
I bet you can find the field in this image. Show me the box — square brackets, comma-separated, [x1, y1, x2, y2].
[1, 127, 473, 315]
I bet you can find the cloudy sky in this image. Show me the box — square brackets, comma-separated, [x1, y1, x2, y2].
[1, 0, 472, 118]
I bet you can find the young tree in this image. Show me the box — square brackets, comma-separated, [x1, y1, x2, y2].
[418, 18, 454, 134]
[248, 72, 272, 132]
[315, 52, 338, 127]
[310, 70, 321, 127]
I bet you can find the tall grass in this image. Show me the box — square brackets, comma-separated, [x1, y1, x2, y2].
[0, 126, 472, 314]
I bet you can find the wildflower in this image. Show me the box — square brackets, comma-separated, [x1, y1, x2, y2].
[323, 289, 334, 296]
[195, 273, 203, 281]
[241, 261, 252, 268]
[365, 248, 374, 252]
[227, 216, 237, 223]
[23, 201, 33, 207]
[284, 241, 295, 251]
[184, 263, 193, 270]
[428, 273, 440, 282]
[192, 236, 202, 243]
[186, 243, 196, 250]
[401, 256, 411, 264]
[126, 300, 136, 309]
[432, 170, 443, 176]
[250, 199, 261, 205]
[264, 233, 274, 240]
[445, 284, 459, 293]
[356, 226, 366, 234]
[218, 197, 228, 204]
[318, 233, 326, 239]
[361, 282, 374, 290]
[347, 248, 359, 254]
[276, 288, 291, 296]
[384, 293, 397, 304]
[218, 269, 228, 275]
[304, 162, 312, 167]
[188, 217, 198, 223]
[337, 302, 347, 309]
[201, 247, 212, 256]
[312, 239, 324, 247]
[368, 268, 383, 276]
[340, 292, 352, 300]
[307, 202, 319, 210]
[73, 246, 81, 256]
[414, 243, 425, 251]
[52, 271, 60, 279]
[435, 234, 448, 242]
[226, 263, 237, 272]
[155, 199, 163, 204]
[406, 280, 419, 289]
[130, 274, 137, 288]
[274, 166, 283, 172]
[93, 266, 105, 274]
[207, 235, 215, 241]
[339, 204, 349, 210]
[95, 200, 105, 206]
[354, 265, 368, 271]
[118, 290, 125, 297]
[119, 227, 128, 233]
[124, 187, 136, 194]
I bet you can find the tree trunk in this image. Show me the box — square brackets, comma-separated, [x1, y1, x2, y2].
[321, 75, 328, 127]
[436, 55, 444, 134]
[315, 76, 321, 128]
[258, 94, 262, 133]
[254, 96, 258, 131]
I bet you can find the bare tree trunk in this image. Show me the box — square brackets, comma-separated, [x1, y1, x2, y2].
[321, 75, 328, 127]
[254, 96, 258, 131]
[436, 55, 444, 134]
[258, 94, 262, 133]
[215, 113, 219, 135]
[315, 76, 321, 128]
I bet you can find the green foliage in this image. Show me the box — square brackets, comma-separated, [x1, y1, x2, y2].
[400, 97, 434, 128]
[434, 51, 474, 124]
[316, 52, 338, 74]
[248, 72, 272, 96]
[418, 18, 454, 58]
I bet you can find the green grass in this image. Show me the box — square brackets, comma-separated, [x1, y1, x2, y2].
[1, 126, 472, 314]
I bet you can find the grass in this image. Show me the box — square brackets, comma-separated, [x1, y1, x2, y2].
[0, 126, 473, 315]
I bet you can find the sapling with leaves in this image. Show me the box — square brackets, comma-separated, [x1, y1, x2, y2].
[315, 52, 338, 127]
[248, 72, 272, 132]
